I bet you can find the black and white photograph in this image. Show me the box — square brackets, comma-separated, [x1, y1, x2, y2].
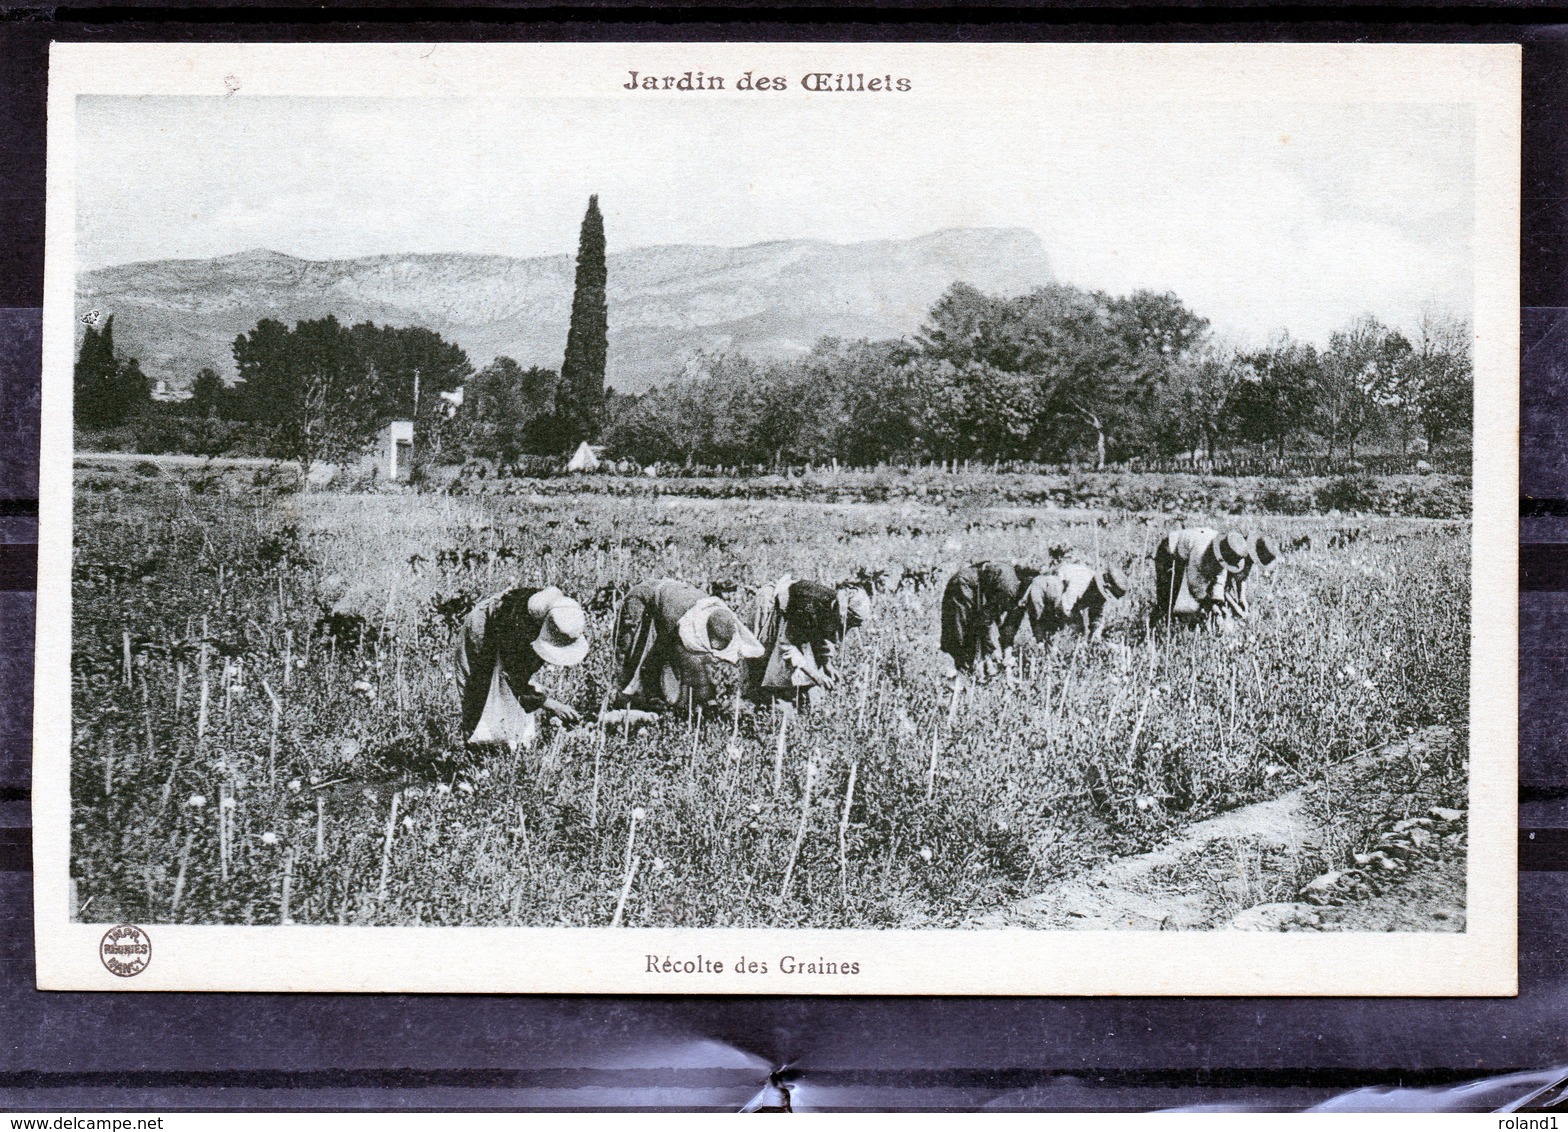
[32, 42, 1518, 994]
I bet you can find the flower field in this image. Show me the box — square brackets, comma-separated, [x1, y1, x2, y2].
[68, 461, 1470, 929]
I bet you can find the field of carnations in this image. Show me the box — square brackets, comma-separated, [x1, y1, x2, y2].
[67, 460, 1470, 929]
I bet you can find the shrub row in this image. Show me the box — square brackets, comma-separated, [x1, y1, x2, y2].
[74, 457, 1470, 520]
[443, 467, 1471, 520]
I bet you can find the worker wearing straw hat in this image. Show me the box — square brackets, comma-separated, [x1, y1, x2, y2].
[939, 561, 1045, 682]
[1153, 528, 1280, 626]
[456, 583, 588, 750]
[1222, 532, 1279, 618]
[613, 578, 764, 715]
[1024, 561, 1130, 642]
[745, 575, 872, 711]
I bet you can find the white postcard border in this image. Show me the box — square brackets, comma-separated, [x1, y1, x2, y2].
[34, 41, 1520, 995]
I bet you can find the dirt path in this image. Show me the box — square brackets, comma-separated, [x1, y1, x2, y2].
[981, 726, 1466, 932]
[1306, 850, 1466, 931]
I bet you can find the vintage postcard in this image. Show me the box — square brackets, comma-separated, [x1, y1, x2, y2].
[34, 41, 1518, 994]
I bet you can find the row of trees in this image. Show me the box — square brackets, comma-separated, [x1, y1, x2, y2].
[74, 311, 592, 468]
[78, 211, 1470, 473]
[74, 196, 614, 471]
[76, 283, 1472, 472]
[599, 283, 1472, 469]
[223, 317, 604, 468]
[225, 317, 473, 467]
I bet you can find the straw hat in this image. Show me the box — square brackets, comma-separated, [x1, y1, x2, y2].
[526, 585, 565, 620]
[1098, 566, 1129, 599]
[679, 598, 764, 664]
[1253, 535, 1279, 566]
[1218, 531, 1252, 571]
[526, 588, 589, 667]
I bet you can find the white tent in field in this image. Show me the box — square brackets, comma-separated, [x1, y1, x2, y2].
[566, 441, 605, 473]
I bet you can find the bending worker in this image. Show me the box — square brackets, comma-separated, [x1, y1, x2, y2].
[457, 583, 588, 750]
[940, 559, 1123, 682]
[745, 575, 872, 711]
[614, 578, 763, 715]
[1029, 560, 1130, 642]
[1152, 527, 1279, 626]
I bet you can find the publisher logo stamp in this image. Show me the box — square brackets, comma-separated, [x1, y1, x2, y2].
[99, 924, 151, 977]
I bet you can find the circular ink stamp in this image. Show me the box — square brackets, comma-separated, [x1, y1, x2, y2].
[99, 924, 151, 977]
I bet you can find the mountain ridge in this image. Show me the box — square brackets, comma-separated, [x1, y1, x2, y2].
[76, 227, 1054, 395]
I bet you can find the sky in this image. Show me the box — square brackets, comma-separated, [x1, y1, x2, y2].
[75, 94, 1475, 347]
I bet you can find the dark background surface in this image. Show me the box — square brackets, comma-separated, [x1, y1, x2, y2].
[2, 10, 1566, 1112]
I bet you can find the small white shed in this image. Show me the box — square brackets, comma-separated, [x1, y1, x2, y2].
[385, 420, 415, 480]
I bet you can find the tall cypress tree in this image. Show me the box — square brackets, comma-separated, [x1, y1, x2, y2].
[73, 324, 101, 394]
[75, 315, 130, 429]
[558, 195, 608, 447]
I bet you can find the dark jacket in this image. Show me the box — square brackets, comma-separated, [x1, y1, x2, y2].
[613, 578, 715, 709]
[939, 562, 1041, 672]
[457, 585, 550, 739]
[746, 579, 844, 704]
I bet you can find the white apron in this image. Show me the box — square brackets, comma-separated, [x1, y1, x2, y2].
[467, 662, 540, 749]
